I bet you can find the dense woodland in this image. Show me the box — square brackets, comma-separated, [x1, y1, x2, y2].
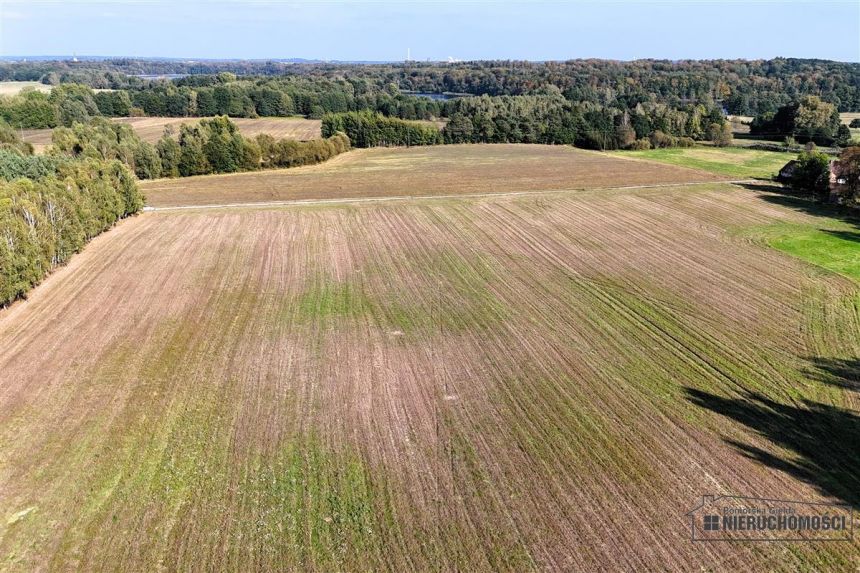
[3, 57, 858, 151]
[2, 58, 858, 115]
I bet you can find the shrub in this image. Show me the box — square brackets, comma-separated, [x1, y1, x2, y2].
[628, 138, 651, 150]
[649, 130, 677, 148]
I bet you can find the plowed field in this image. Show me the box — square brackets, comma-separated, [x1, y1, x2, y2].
[1, 148, 857, 571]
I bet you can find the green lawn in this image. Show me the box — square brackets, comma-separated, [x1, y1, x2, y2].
[744, 221, 860, 282]
[615, 146, 792, 179]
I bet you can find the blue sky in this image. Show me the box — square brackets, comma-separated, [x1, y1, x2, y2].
[1, 1, 858, 62]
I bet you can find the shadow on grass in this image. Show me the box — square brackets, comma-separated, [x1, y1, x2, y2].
[805, 357, 860, 392]
[684, 387, 860, 508]
[820, 229, 860, 244]
[736, 182, 860, 228]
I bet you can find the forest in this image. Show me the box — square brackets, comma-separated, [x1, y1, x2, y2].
[0, 79, 733, 150]
[2, 57, 858, 115]
[3, 57, 857, 152]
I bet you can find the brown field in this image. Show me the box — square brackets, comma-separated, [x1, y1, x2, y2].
[840, 112, 860, 125]
[142, 144, 728, 208]
[19, 116, 322, 153]
[1, 151, 859, 570]
[113, 116, 323, 142]
[726, 114, 752, 134]
[0, 81, 52, 96]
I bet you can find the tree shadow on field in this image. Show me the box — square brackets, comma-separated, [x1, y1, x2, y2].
[736, 182, 860, 228]
[804, 357, 860, 392]
[684, 387, 860, 508]
[820, 229, 860, 244]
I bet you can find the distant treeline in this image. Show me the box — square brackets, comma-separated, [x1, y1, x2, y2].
[0, 78, 736, 150]
[0, 76, 443, 128]
[2, 57, 859, 115]
[0, 122, 143, 306]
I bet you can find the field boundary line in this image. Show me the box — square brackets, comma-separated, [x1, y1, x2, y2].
[144, 179, 758, 212]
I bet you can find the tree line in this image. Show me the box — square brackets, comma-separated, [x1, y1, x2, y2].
[0, 121, 144, 306]
[0, 114, 351, 307]
[0, 78, 443, 129]
[325, 95, 733, 150]
[437, 94, 731, 149]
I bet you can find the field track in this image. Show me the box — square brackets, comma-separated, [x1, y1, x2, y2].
[0, 173, 857, 570]
[142, 144, 729, 207]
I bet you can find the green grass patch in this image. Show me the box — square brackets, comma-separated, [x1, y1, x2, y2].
[744, 222, 860, 282]
[615, 145, 791, 179]
[292, 250, 510, 335]
[296, 276, 376, 321]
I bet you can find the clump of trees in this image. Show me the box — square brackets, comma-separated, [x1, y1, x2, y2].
[709, 122, 733, 147]
[437, 95, 728, 149]
[49, 116, 351, 179]
[0, 150, 70, 181]
[322, 111, 441, 147]
[751, 96, 851, 146]
[0, 89, 58, 129]
[0, 127, 144, 306]
[789, 148, 833, 201]
[50, 117, 161, 179]
[782, 145, 860, 205]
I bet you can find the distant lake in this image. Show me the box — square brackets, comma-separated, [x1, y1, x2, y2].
[133, 74, 188, 80]
[404, 91, 470, 101]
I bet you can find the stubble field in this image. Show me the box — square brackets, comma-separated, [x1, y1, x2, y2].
[0, 146, 858, 571]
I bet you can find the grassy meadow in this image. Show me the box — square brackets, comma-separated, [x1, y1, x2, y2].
[614, 145, 792, 179]
[740, 201, 860, 282]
